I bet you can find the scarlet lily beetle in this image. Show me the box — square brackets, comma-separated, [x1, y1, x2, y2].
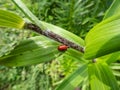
[58, 45, 68, 51]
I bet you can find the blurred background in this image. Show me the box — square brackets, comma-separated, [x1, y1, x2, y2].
[0, 0, 113, 90]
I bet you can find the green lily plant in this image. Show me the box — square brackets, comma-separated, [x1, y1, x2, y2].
[0, 0, 120, 90]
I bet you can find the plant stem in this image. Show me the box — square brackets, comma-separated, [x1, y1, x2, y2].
[25, 23, 84, 53]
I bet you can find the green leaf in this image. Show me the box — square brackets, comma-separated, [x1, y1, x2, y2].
[11, 0, 45, 30]
[63, 48, 88, 64]
[97, 51, 120, 64]
[12, 0, 84, 47]
[110, 63, 120, 70]
[97, 0, 120, 64]
[0, 9, 25, 29]
[110, 63, 120, 78]
[85, 0, 120, 59]
[88, 62, 119, 90]
[0, 36, 62, 66]
[84, 14, 120, 59]
[56, 64, 88, 90]
[112, 70, 120, 77]
[104, 0, 120, 19]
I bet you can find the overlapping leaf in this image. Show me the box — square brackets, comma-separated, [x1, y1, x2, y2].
[88, 62, 119, 90]
[0, 0, 85, 67]
[97, 51, 120, 64]
[0, 36, 62, 66]
[110, 63, 120, 85]
[104, 0, 120, 19]
[56, 64, 88, 90]
[0, 9, 25, 29]
[97, 0, 120, 64]
[84, 14, 120, 59]
[84, 0, 120, 59]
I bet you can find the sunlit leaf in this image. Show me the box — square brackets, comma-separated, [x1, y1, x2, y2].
[85, 0, 120, 59]
[11, 0, 45, 30]
[0, 36, 62, 66]
[110, 63, 120, 78]
[110, 63, 120, 70]
[56, 64, 88, 90]
[97, 51, 120, 64]
[0, 9, 25, 29]
[98, 0, 120, 65]
[104, 0, 120, 19]
[112, 70, 120, 77]
[88, 62, 119, 90]
[84, 14, 120, 59]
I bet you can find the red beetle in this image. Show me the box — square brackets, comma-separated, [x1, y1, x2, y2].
[58, 45, 68, 51]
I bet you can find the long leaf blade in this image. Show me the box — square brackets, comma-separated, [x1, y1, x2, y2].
[104, 0, 120, 19]
[88, 62, 119, 90]
[97, 51, 120, 64]
[98, 0, 120, 65]
[0, 36, 62, 66]
[84, 14, 120, 59]
[56, 64, 88, 90]
[0, 9, 25, 29]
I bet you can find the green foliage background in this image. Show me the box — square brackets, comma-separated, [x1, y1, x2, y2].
[0, 0, 113, 90]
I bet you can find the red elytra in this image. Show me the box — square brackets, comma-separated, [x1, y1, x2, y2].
[58, 45, 68, 51]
